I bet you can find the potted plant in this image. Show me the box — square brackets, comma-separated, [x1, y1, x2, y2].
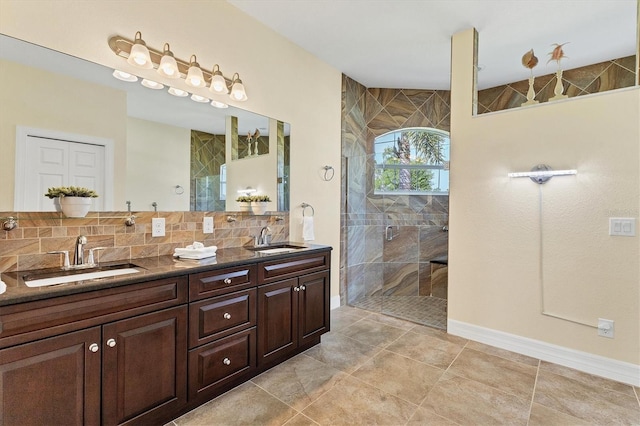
[235, 195, 253, 212]
[250, 194, 271, 215]
[45, 186, 98, 218]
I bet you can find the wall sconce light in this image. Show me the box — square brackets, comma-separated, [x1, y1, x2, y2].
[108, 32, 248, 101]
[127, 31, 153, 69]
[157, 43, 179, 78]
[508, 164, 577, 184]
[237, 187, 257, 196]
[229, 73, 248, 101]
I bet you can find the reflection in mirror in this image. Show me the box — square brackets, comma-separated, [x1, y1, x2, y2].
[0, 34, 290, 212]
[476, 1, 638, 114]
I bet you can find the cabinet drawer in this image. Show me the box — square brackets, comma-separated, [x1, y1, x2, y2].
[188, 328, 256, 402]
[189, 289, 256, 348]
[189, 264, 257, 301]
[0, 276, 188, 349]
[258, 251, 330, 284]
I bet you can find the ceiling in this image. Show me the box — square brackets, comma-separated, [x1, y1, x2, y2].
[227, 0, 638, 90]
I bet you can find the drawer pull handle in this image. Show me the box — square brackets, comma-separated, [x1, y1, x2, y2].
[223, 278, 232, 284]
[223, 312, 231, 320]
[223, 358, 231, 365]
[293, 286, 300, 292]
[300, 285, 306, 291]
[106, 338, 117, 348]
[89, 343, 99, 353]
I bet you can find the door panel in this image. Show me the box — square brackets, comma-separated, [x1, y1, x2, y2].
[257, 278, 297, 366]
[298, 271, 330, 346]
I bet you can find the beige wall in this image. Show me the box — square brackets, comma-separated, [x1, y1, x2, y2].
[126, 117, 191, 211]
[450, 29, 640, 364]
[0, 0, 343, 298]
[0, 59, 127, 210]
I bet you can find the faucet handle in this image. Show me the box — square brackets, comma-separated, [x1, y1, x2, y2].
[47, 250, 70, 268]
[87, 247, 108, 265]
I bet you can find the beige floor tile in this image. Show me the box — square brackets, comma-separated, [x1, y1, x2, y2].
[447, 348, 537, 400]
[365, 311, 417, 331]
[540, 360, 637, 397]
[251, 353, 349, 411]
[351, 349, 444, 404]
[302, 375, 417, 425]
[304, 331, 380, 373]
[534, 369, 640, 425]
[385, 329, 464, 369]
[282, 413, 319, 426]
[339, 317, 408, 348]
[421, 372, 530, 425]
[465, 340, 540, 367]
[409, 323, 469, 346]
[406, 406, 459, 425]
[330, 308, 366, 332]
[173, 381, 297, 426]
[528, 402, 591, 425]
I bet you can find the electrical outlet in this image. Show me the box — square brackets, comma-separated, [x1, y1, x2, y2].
[598, 318, 614, 338]
[203, 217, 214, 234]
[151, 217, 165, 237]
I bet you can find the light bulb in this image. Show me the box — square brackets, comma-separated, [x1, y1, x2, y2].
[185, 55, 206, 88]
[158, 44, 179, 79]
[168, 87, 189, 97]
[112, 70, 137, 82]
[126, 32, 152, 69]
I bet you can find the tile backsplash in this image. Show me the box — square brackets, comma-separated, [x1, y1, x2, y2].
[0, 211, 289, 273]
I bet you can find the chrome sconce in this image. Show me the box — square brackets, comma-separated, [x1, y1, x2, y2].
[108, 31, 247, 105]
[508, 164, 577, 184]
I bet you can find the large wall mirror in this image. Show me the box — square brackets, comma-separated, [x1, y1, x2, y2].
[0, 34, 290, 212]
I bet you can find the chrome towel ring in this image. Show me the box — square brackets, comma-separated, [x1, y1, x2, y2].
[301, 203, 315, 216]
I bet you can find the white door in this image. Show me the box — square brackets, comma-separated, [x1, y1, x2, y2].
[15, 127, 113, 211]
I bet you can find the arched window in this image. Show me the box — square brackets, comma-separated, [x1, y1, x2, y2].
[374, 127, 449, 194]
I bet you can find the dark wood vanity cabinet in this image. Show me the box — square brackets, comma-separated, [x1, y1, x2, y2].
[0, 276, 188, 426]
[257, 252, 331, 369]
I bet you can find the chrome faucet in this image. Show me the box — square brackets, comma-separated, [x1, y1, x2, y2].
[74, 235, 88, 265]
[257, 226, 271, 246]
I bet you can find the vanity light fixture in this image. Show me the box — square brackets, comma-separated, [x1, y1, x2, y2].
[141, 78, 164, 89]
[157, 43, 179, 78]
[210, 100, 229, 109]
[112, 69, 138, 82]
[185, 55, 206, 88]
[108, 32, 248, 100]
[229, 73, 248, 101]
[209, 64, 228, 94]
[508, 164, 577, 184]
[190, 94, 210, 103]
[238, 187, 257, 196]
[168, 87, 189, 97]
[127, 31, 153, 69]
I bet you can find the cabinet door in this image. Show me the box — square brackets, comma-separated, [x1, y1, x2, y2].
[0, 327, 101, 426]
[257, 278, 298, 367]
[298, 271, 330, 347]
[102, 306, 187, 426]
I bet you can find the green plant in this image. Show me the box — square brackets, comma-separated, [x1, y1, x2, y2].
[44, 186, 99, 198]
[235, 195, 253, 203]
[251, 195, 271, 202]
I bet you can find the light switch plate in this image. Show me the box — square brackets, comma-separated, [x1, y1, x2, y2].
[609, 218, 636, 237]
[203, 217, 214, 234]
[151, 217, 165, 237]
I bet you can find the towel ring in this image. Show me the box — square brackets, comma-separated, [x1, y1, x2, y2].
[175, 185, 184, 195]
[322, 165, 335, 181]
[301, 203, 315, 216]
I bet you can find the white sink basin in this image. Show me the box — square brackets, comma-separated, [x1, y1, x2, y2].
[257, 248, 300, 255]
[24, 267, 141, 287]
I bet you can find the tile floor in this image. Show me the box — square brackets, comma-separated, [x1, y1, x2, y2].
[351, 296, 448, 329]
[169, 306, 640, 426]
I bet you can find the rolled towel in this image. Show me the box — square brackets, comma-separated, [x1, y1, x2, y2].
[0, 280, 6, 295]
[302, 216, 315, 241]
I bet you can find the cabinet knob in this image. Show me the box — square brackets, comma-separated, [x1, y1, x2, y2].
[223, 357, 231, 365]
[300, 285, 306, 291]
[293, 286, 300, 292]
[89, 343, 99, 353]
[223, 312, 231, 320]
[223, 278, 232, 284]
[106, 338, 117, 348]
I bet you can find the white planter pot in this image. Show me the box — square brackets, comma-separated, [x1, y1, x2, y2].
[250, 202, 268, 215]
[237, 202, 251, 212]
[59, 197, 92, 218]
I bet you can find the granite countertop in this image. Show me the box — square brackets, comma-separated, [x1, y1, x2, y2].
[0, 243, 331, 307]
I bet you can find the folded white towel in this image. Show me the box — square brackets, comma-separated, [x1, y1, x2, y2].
[0, 280, 6, 295]
[185, 241, 205, 250]
[174, 245, 217, 259]
[302, 216, 315, 241]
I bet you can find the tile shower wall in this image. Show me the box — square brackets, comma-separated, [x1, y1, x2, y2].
[0, 211, 289, 273]
[190, 130, 226, 211]
[341, 75, 450, 306]
[478, 55, 636, 114]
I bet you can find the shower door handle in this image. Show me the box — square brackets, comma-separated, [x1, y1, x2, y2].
[385, 225, 394, 241]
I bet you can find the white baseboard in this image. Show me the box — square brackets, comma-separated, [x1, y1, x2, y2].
[448, 319, 640, 387]
[330, 295, 341, 310]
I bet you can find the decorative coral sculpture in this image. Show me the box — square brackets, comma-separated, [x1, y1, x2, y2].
[547, 42, 569, 66]
[547, 42, 569, 101]
[521, 49, 539, 106]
